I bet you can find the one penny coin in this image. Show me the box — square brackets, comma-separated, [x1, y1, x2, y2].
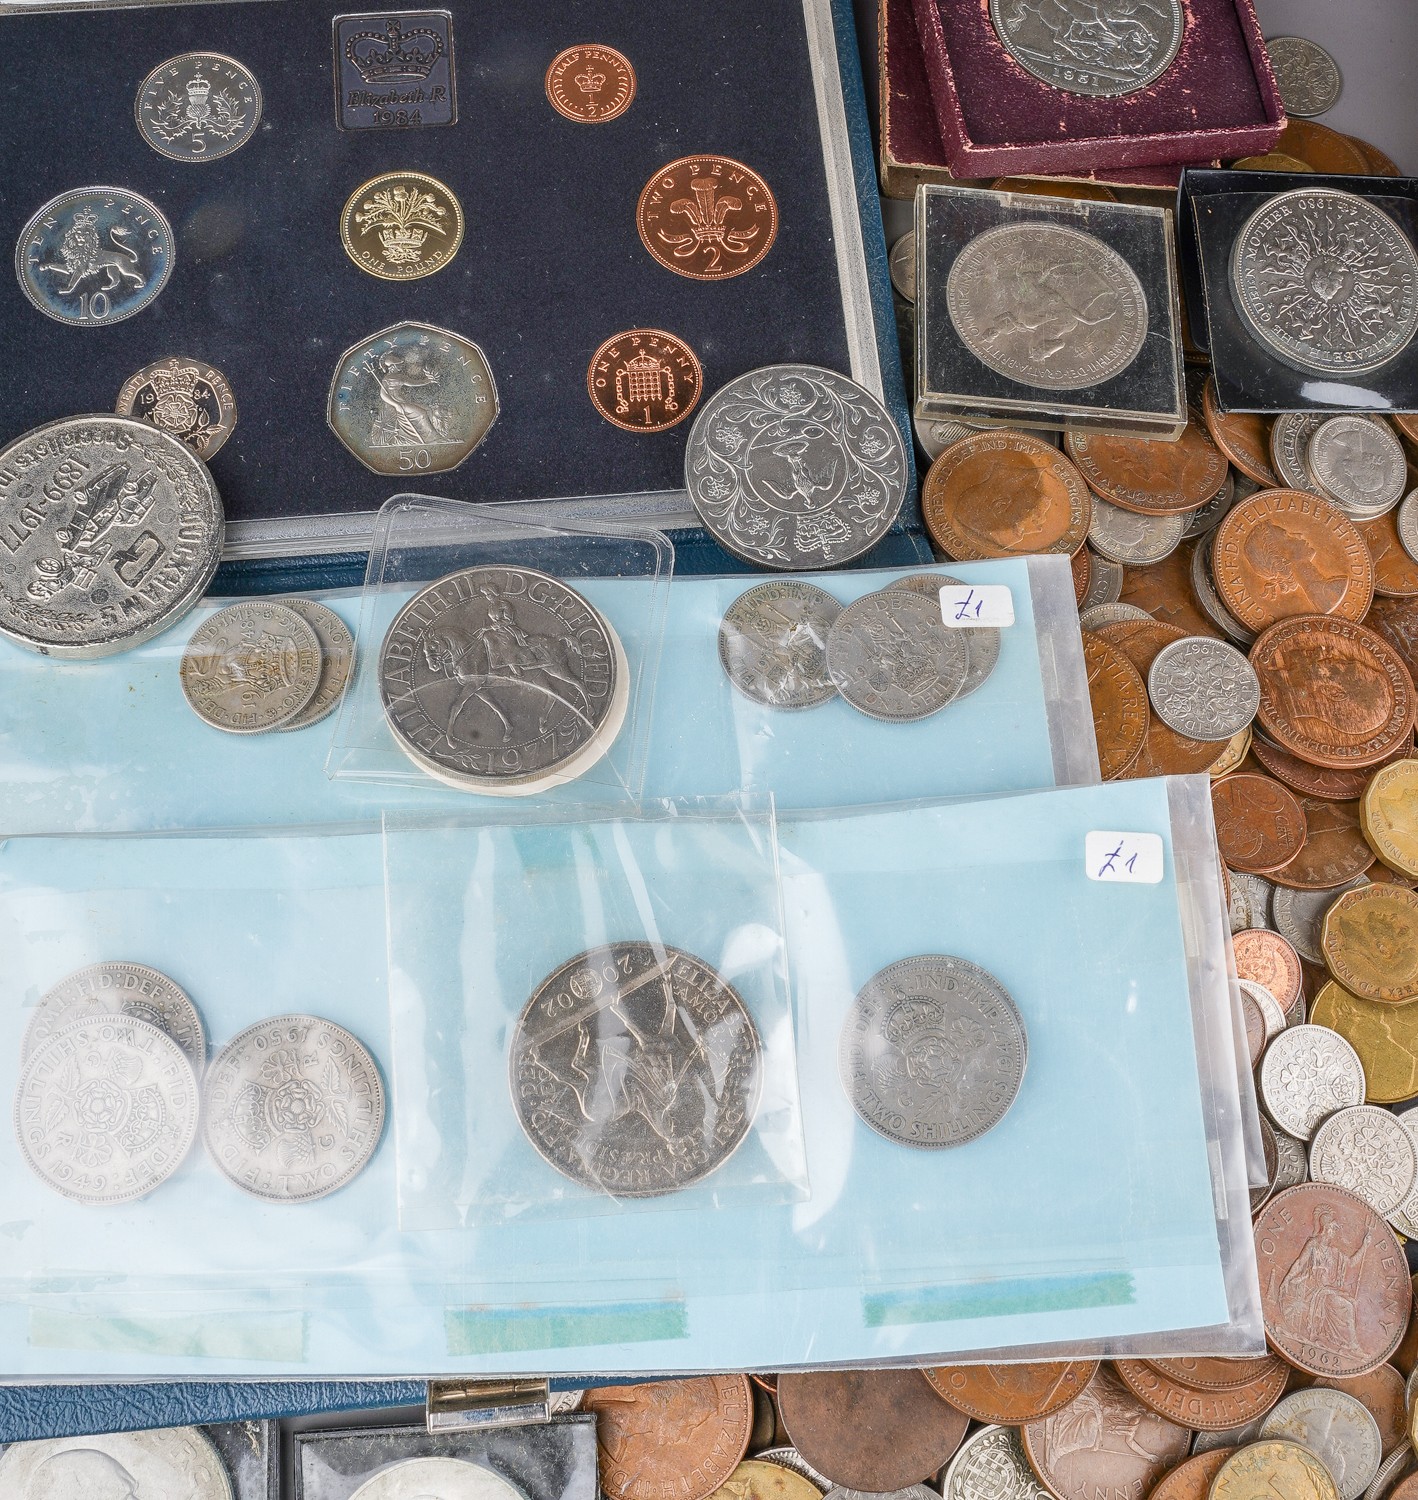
[1362, 760, 1418, 878]
[1270, 798, 1376, 891]
[1213, 774, 1308, 874]
[1071, 546, 1092, 607]
[1251, 616, 1417, 771]
[1234, 929, 1305, 1011]
[1369, 595, 1418, 683]
[1278, 118, 1374, 174]
[1254, 1183, 1411, 1377]
[1213, 491, 1374, 633]
[1322, 885, 1418, 1002]
[585, 1377, 754, 1500]
[1118, 546, 1221, 639]
[923, 432, 1091, 560]
[923, 1362, 1097, 1423]
[1311, 980, 1418, 1105]
[1203, 378, 1280, 487]
[1358, 513, 1418, 599]
[1083, 632, 1149, 779]
[777, 1369, 968, 1491]
[1095, 618, 1223, 776]
[1252, 734, 1415, 803]
[638, 156, 777, 280]
[545, 45, 636, 123]
[587, 329, 702, 433]
[1145, 1448, 1234, 1500]
[1066, 425, 1228, 516]
[1210, 1441, 1339, 1500]
[1113, 1356, 1288, 1431]
[1147, 1354, 1286, 1391]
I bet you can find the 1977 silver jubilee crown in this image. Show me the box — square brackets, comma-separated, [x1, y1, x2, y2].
[510, 942, 763, 1198]
[0, 415, 223, 658]
[719, 580, 842, 709]
[0, 1427, 234, 1500]
[988, 0, 1184, 97]
[684, 365, 907, 571]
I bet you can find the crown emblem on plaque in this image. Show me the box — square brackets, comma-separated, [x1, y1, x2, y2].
[346, 17, 443, 82]
[575, 63, 606, 94]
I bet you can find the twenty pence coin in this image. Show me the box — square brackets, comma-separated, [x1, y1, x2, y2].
[585, 1378, 753, 1500]
[924, 1362, 1097, 1422]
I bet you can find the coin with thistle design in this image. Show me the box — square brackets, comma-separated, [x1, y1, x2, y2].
[638, 156, 777, 281]
[340, 170, 464, 280]
[136, 53, 261, 163]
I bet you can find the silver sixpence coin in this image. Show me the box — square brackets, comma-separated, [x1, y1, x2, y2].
[914, 416, 983, 462]
[1147, 635, 1260, 741]
[1232, 190, 1418, 377]
[1230, 872, 1275, 933]
[1266, 36, 1342, 117]
[1259, 1023, 1366, 1141]
[14, 1015, 199, 1204]
[1261, 1389, 1382, 1500]
[202, 1014, 385, 1202]
[1088, 498, 1185, 565]
[718, 580, 842, 709]
[1274, 877, 1370, 965]
[890, 230, 916, 304]
[379, 566, 621, 789]
[180, 601, 323, 734]
[1080, 548, 1125, 609]
[840, 954, 1027, 1149]
[117, 354, 237, 460]
[1271, 412, 1329, 497]
[944, 1425, 1052, 1500]
[889, 572, 1002, 699]
[1191, 532, 1256, 647]
[1079, 601, 1151, 630]
[509, 942, 763, 1198]
[1274, 1128, 1310, 1195]
[0, 415, 223, 658]
[1241, 977, 1287, 1044]
[758, 1449, 832, 1493]
[1390, 1105, 1418, 1237]
[988, 0, 1184, 96]
[1397, 492, 1418, 565]
[1182, 470, 1237, 540]
[350, 1457, 530, 1500]
[685, 365, 907, 570]
[1308, 416, 1409, 518]
[1308, 1104, 1417, 1217]
[23, 961, 205, 1071]
[0, 1426, 233, 1499]
[276, 598, 357, 732]
[136, 53, 262, 162]
[946, 222, 1148, 390]
[826, 589, 969, 722]
[15, 187, 174, 326]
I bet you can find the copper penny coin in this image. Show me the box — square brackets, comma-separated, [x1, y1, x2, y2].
[1321, 884, 1418, 1002]
[1369, 595, 1418, 683]
[638, 156, 778, 281]
[1083, 631, 1149, 779]
[545, 45, 637, 123]
[777, 1369, 968, 1491]
[1213, 774, 1308, 874]
[923, 432, 1091, 560]
[1390, 1476, 1418, 1500]
[1392, 1280, 1418, 1372]
[1203, 378, 1280, 488]
[1352, 137, 1404, 178]
[1254, 1183, 1412, 1377]
[586, 329, 702, 433]
[585, 1377, 754, 1500]
[1278, 118, 1374, 174]
[1393, 414, 1418, 448]
[1096, 618, 1224, 776]
[1251, 616, 1417, 771]
[1358, 513, 1418, 599]
[1233, 929, 1305, 1011]
[1118, 545, 1223, 640]
[1072, 546, 1092, 608]
[1252, 733, 1416, 802]
[1113, 1356, 1288, 1431]
[1270, 797, 1377, 891]
[1213, 491, 1374, 633]
[1314, 1365, 1408, 1454]
[1065, 425, 1228, 516]
[1021, 1365, 1191, 1500]
[1146, 1354, 1286, 1391]
[923, 1362, 1097, 1423]
[1146, 1448, 1234, 1500]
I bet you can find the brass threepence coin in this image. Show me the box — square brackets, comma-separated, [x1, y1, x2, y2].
[340, 169, 463, 280]
[545, 44, 636, 122]
[587, 328, 701, 432]
[180, 601, 322, 734]
[1065, 424, 1228, 517]
[1362, 760, 1418, 877]
[116, 355, 237, 459]
[1310, 980, 1418, 1104]
[638, 156, 777, 280]
[1322, 885, 1418, 1002]
[585, 1377, 753, 1500]
[136, 52, 262, 161]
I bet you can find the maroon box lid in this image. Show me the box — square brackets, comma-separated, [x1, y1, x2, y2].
[909, 0, 1284, 179]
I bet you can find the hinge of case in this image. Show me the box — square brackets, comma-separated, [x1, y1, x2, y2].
[426, 1377, 552, 1431]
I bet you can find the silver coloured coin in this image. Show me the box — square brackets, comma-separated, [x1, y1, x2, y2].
[988, 0, 1184, 97]
[684, 365, 908, 570]
[825, 589, 969, 722]
[840, 954, 1027, 1149]
[0, 415, 223, 658]
[1232, 190, 1418, 378]
[351, 1457, 530, 1500]
[828, 1488, 938, 1500]
[1273, 1128, 1310, 1195]
[181, 601, 322, 734]
[914, 416, 982, 462]
[1397, 492, 1418, 565]
[202, 1014, 385, 1202]
[1088, 498, 1185, 565]
[0, 1426, 233, 1499]
[718, 580, 842, 710]
[1308, 416, 1408, 517]
[117, 355, 237, 460]
[1182, 470, 1237, 540]
[1147, 636, 1260, 741]
[1229, 872, 1275, 934]
[1079, 601, 1150, 630]
[1389, 1105, 1418, 1237]
[890, 230, 916, 304]
[1308, 1104, 1417, 1217]
[379, 566, 621, 789]
[1240, 978, 1287, 1044]
[1194, 1418, 1269, 1455]
[945, 1425, 1053, 1500]
[23, 961, 205, 1071]
[1362, 1445, 1413, 1500]
[1271, 412, 1329, 497]
[136, 53, 262, 163]
[1261, 1389, 1382, 1500]
[758, 1449, 831, 1494]
[16, 187, 174, 326]
[1273, 877, 1370, 966]
[546, 1388, 584, 1414]
[1259, 1023, 1366, 1141]
[946, 222, 1148, 391]
[1266, 36, 1342, 118]
[1191, 534, 1256, 647]
[509, 942, 762, 1198]
[276, 598, 357, 732]
[1080, 548, 1124, 609]
[889, 572, 1002, 699]
[14, 1015, 199, 1204]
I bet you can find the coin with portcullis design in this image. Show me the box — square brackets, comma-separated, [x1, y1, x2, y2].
[587, 328, 701, 433]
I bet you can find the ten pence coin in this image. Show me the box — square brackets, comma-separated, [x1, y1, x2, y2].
[1065, 426, 1228, 517]
[1203, 379, 1280, 487]
[544, 44, 636, 122]
[1082, 632, 1149, 779]
[1212, 775, 1308, 875]
[586, 1377, 753, 1500]
[924, 1363, 1097, 1423]
[1112, 1357, 1287, 1431]
[1269, 799, 1377, 892]
[0, 1427, 233, 1499]
[1210, 1441, 1339, 1500]
[1232, 929, 1305, 1012]
[1309, 982, 1418, 1106]
[1362, 762, 1418, 877]
[638, 157, 777, 281]
[1322, 886, 1418, 1002]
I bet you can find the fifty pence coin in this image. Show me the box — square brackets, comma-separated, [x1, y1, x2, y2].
[1267, 37, 1342, 117]
[340, 169, 463, 280]
[275, 598, 356, 731]
[718, 580, 841, 709]
[117, 355, 237, 459]
[988, 0, 1183, 95]
[136, 53, 261, 162]
[23, 961, 205, 1071]
[826, 589, 968, 722]
[509, 943, 762, 1197]
[1261, 1389, 1383, 1500]
[0, 415, 223, 658]
[0, 1427, 233, 1499]
[1147, 636, 1260, 741]
[638, 156, 778, 280]
[180, 601, 322, 734]
[14, 1015, 199, 1204]
[202, 1014, 385, 1202]
[684, 365, 907, 570]
[16, 187, 173, 326]
[946, 222, 1148, 390]
[587, 328, 702, 433]
[351, 1457, 530, 1500]
[1309, 417, 1408, 518]
[840, 955, 1027, 1149]
[889, 572, 1002, 699]
[1308, 1106, 1418, 1217]
[1259, 1024, 1366, 1140]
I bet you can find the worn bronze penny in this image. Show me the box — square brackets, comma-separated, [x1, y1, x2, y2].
[586, 329, 702, 433]
[924, 1362, 1097, 1423]
[1083, 632, 1149, 778]
[1066, 425, 1229, 516]
[1321, 884, 1418, 1002]
[545, 45, 637, 123]
[1072, 546, 1092, 608]
[1147, 1355, 1285, 1391]
[585, 1377, 754, 1500]
[1213, 774, 1308, 875]
[1369, 596, 1418, 685]
[1118, 545, 1222, 640]
[1311, 979, 1418, 1104]
[1270, 798, 1377, 891]
[1214, 491, 1374, 633]
[1358, 513, 1418, 599]
[923, 432, 1091, 560]
[1096, 618, 1224, 776]
[1146, 1448, 1234, 1500]
[1253, 733, 1415, 802]
[777, 1369, 968, 1491]
[1203, 378, 1280, 487]
[1278, 118, 1374, 174]
[1113, 1356, 1287, 1431]
[1234, 929, 1305, 1012]
[1390, 1279, 1418, 1372]
[1314, 1365, 1408, 1454]
[637, 156, 778, 281]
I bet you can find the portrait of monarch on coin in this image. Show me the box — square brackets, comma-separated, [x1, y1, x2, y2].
[978, 241, 1129, 376]
[1323, 428, 1398, 499]
[591, 1380, 722, 1461]
[1273, 1204, 1374, 1360]
[954, 466, 1059, 552]
[26, 1449, 141, 1500]
[1267, 643, 1392, 740]
[1375, 777, 1418, 836]
[1333, 905, 1418, 976]
[1242, 519, 1349, 612]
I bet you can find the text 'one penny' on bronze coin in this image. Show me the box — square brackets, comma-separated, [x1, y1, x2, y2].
[1212, 773, 1308, 875]
[1083, 631, 1149, 779]
[587, 329, 702, 433]
[545, 45, 636, 123]
[777, 1369, 968, 1492]
[1270, 796, 1376, 891]
[922, 430, 1091, 560]
[638, 156, 778, 281]
[1065, 424, 1228, 516]
[924, 1361, 1097, 1423]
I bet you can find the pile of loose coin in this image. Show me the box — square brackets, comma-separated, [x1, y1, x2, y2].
[13, 960, 383, 1206]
